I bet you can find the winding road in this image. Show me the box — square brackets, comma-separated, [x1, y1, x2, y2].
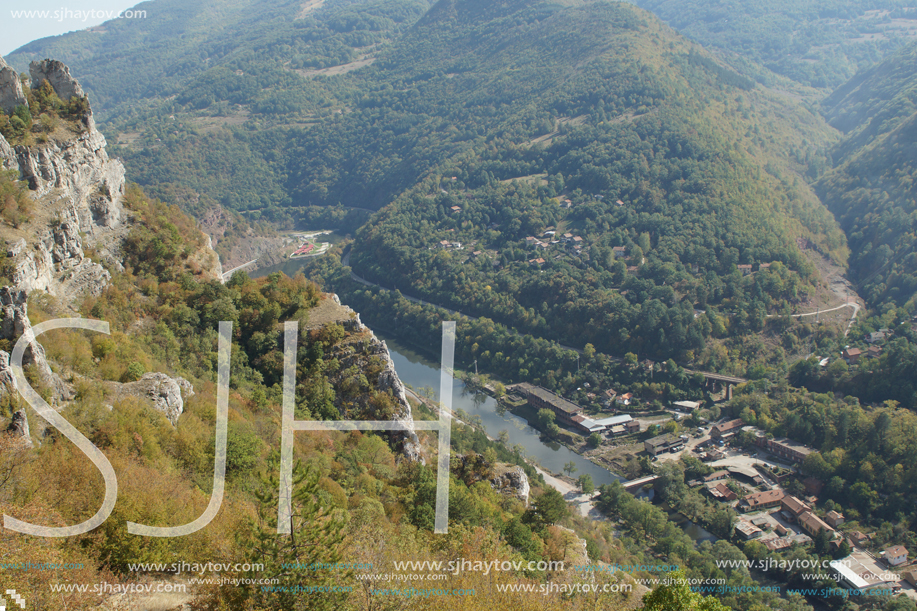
[766, 302, 861, 336]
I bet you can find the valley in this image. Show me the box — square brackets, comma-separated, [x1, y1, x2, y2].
[0, 0, 916, 610]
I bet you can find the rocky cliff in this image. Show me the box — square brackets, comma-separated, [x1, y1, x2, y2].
[318, 294, 423, 462]
[0, 57, 220, 423]
[0, 287, 67, 401]
[0, 57, 126, 302]
[108, 372, 194, 426]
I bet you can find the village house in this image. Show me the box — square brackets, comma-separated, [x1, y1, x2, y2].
[883, 545, 909, 567]
[644, 434, 683, 457]
[615, 392, 633, 407]
[738, 264, 753, 275]
[848, 531, 870, 547]
[592, 414, 639, 435]
[736, 521, 763, 540]
[708, 483, 737, 501]
[830, 557, 893, 592]
[450, 205, 462, 213]
[703, 470, 729, 483]
[865, 331, 887, 343]
[825, 510, 845, 528]
[765, 538, 792, 551]
[603, 389, 618, 407]
[512, 383, 581, 425]
[756, 436, 814, 463]
[797, 511, 835, 538]
[780, 496, 810, 522]
[711, 418, 744, 441]
[842, 347, 863, 363]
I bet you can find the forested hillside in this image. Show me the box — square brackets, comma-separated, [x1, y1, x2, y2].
[632, 0, 917, 89]
[332, 0, 846, 371]
[816, 42, 917, 311]
[6, 0, 434, 220]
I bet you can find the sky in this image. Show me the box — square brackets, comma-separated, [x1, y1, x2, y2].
[0, 0, 143, 56]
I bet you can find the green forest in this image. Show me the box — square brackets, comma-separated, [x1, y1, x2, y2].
[633, 0, 917, 89]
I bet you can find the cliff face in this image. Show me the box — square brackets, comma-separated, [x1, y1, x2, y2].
[0, 56, 27, 116]
[0, 57, 126, 302]
[318, 295, 423, 462]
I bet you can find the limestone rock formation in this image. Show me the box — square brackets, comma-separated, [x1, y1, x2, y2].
[0, 56, 27, 115]
[5, 409, 32, 448]
[0, 287, 59, 394]
[0, 56, 125, 301]
[0, 132, 17, 171]
[490, 464, 531, 505]
[0, 350, 17, 394]
[114, 373, 192, 426]
[327, 299, 423, 462]
[29, 60, 85, 105]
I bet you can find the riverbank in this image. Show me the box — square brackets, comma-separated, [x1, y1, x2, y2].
[404, 384, 606, 518]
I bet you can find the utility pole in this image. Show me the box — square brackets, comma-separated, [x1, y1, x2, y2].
[473, 359, 478, 376]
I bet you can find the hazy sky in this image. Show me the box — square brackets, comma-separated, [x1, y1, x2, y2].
[1, 0, 143, 56]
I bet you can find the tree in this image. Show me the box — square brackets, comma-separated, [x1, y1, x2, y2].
[563, 461, 578, 476]
[587, 432, 603, 448]
[578, 474, 594, 494]
[583, 343, 596, 359]
[535, 408, 556, 430]
[523, 487, 568, 531]
[235, 463, 347, 611]
[814, 527, 831, 556]
[642, 569, 730, 610]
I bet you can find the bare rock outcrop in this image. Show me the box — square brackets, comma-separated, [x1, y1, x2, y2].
[0, 56, 127, 301]
[114, 373, 192, 426]
[0, 132, 17, 171]
[0, 350, 17, 395]
[29, 60, 85, 105]
[0, 288, 54, 381]
[490, 464, 530, 505]
[0, 56, 27, 115]
[5, 409, 32, 448]
[330, 299, 423, 462]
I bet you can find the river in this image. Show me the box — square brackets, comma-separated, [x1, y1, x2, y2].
[374, 331, 621, 487]
[253, 261, 714, 540]
[379, 332, 717, 541]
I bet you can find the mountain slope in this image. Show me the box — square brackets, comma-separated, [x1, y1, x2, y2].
[8, 0, 850, 373]
[817, 42, 917, 310]
[6, 0, 433, 121]
[632, 0, 917, 89]
[319, 0, 848, 372]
